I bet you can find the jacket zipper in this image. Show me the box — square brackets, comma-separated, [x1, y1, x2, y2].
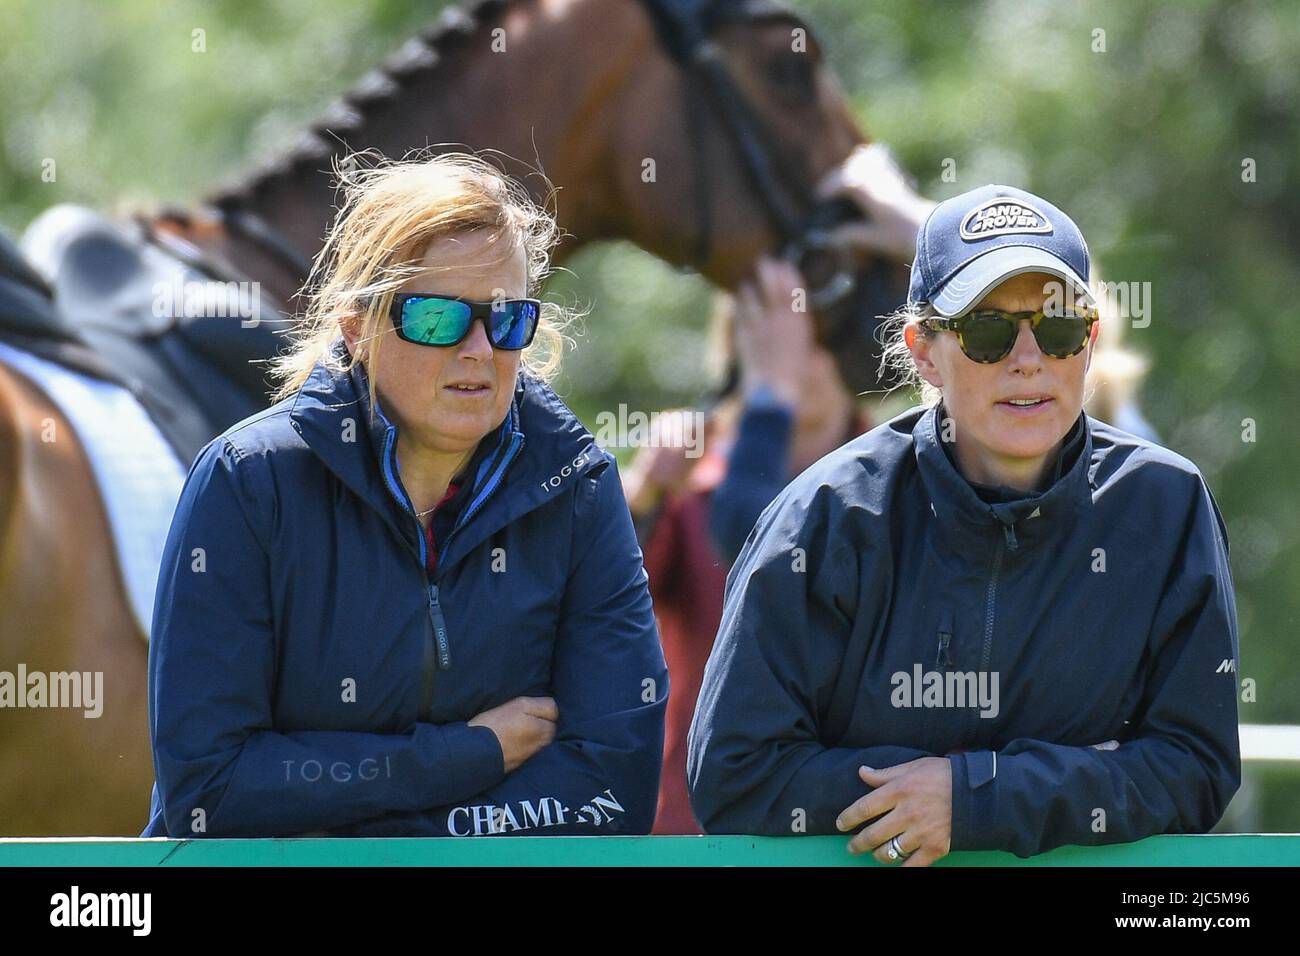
[379, 428, 427, 566]
[435, 432, 524, 572]
[979, 531, 1007, 674]
[963, 532, 1005, 742]
[424, 431, 525, 676]
[936, 629, 954, 670]
[377, 425, 439, 718]
[370, 397, 525, 719]
[427, 582, 450, 670]
[375, 412, 529, 720]
[981, 512, 1021, 672]
[935, 606, 955, 669]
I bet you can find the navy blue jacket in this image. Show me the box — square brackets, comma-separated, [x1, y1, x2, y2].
[143, 338, 667, 837]
[687, 400, 1241, 856]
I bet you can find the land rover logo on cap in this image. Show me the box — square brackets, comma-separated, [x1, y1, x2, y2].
[959, 198, 1054, 241]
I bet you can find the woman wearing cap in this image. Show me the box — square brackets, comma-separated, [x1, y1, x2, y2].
[143, 152, 667, 838]
[687, 184, 1241, 864]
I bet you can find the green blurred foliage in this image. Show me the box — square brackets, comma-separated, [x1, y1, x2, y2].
[2, 0, 1297, 826]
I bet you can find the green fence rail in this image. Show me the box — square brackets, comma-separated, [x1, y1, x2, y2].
[2, 834, 1298, 867]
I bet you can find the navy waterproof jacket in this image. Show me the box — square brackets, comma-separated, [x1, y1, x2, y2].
[143, 338, 667, 837]
[687, 400, 1241, 857]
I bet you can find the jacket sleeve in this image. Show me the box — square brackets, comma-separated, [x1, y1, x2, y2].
[688, 483, 934, 835]
[334, 457, 669, 836]
[709, 401, 796, 564]
[147, 438, 506, 837]
[948, 474, 1242, 857]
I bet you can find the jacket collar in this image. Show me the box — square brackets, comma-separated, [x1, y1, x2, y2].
[288, 337, 604, 569]
[914, 399, 1093, 552]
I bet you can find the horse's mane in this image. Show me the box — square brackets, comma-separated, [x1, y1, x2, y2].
[206, 0, 803, 213]
[208, 0, 517, 211]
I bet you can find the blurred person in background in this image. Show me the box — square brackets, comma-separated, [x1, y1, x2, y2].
[624, 256, 873, 834]
[622, 158, 932, 833]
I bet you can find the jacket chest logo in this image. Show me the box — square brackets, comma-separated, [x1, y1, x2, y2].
[540, 449, 594, 494]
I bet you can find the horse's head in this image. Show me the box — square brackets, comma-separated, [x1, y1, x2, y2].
[193, 0, 923, 394]
[610, 0, 920, 394]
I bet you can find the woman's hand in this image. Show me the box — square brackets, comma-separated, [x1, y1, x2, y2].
[836, 758, 953, 867]
[735, 256, 815, 408]
[469, 696, 559, 773]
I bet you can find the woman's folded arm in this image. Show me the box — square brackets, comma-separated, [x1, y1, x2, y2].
[948, 477, 1242, 857]
[334, 459, 669, 837]
[148, 438, 507, 837]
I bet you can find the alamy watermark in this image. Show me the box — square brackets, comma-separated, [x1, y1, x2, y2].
[593, 404, 705, 459]
[49, 886, 150, 935]
[152, 273, 263, 327]
[0, 664, 102, 718]
[891, 664, 999, 718]
[1043, 279, 1153, 329]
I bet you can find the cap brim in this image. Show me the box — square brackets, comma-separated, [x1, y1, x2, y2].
[930, 245, 1094, 317]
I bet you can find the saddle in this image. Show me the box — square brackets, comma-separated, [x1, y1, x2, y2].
[0, 206, 296, 466]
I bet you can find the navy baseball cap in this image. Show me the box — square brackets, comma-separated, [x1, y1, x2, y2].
[907, 184, 1094, 317]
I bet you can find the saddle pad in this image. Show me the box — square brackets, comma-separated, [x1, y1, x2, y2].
[0, 339, 185, 642]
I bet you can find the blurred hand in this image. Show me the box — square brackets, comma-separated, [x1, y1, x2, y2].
[621, 408, 702, 518]
[816, 142, 936, 262]
[469, 695, 558, 773]
[735, 256, 816, 408]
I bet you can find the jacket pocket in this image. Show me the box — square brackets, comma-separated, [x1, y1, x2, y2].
[935, 609, 956, 670]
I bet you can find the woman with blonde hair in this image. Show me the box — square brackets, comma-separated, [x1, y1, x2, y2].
[143, 152, 667, 837]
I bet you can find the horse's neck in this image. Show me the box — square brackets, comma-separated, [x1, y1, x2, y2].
[193, 0, 644, 304]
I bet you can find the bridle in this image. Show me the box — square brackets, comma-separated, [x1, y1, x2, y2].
[637, 0, 859, 307]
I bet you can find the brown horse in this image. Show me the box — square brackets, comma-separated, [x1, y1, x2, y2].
[0, 0, 902, 835]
